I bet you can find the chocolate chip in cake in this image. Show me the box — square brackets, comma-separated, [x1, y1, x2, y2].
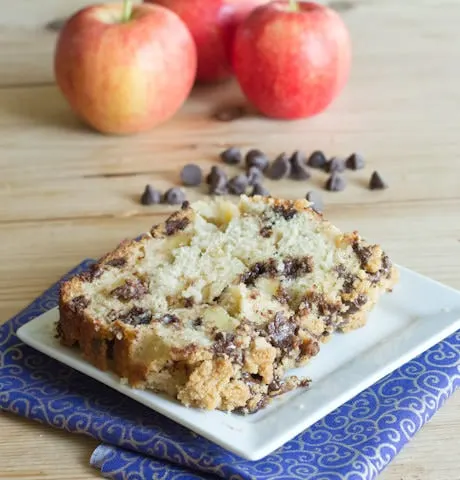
[183, 297, 194, 308]
[345, 153, 365, 170]
[259, 225, 273, 238]
[369, 171, 388, 190]
[282, 256, 314, 278]
[325, 157, 346, 173]
[289, 151, 311, 180]
[120, 307, 152, 326]
[111, 279, 148, 301]
[266, 312, 298, 351]
[247, 166, 263, 186]
[192, 318, 203, 328]
[161, 314, 180, 325]
[213, 332, 243, 363]
[325, 172, 346, 192]
[181, 200, 190, 210]
[307, 150, 327, 169]
[106, 258, 127, 268]
[245, 149, 269, 171]
[306, 191, 323, 213]
[228, 174, 249, 195]
[345, 293, 368, 315]
[164, 187, 186, 205]
[266, 153, 291, 180]
[165, 215, 190, 235]
[220, 147, 242, 165]
[213, 105, 245, 122]
[140, 184, 161, 205]
[273, 203, 297, 220]
[251, 182, 270, 197]
[208, 166, 228, 195]
[69, 295, 90, 313]
[241, 259, 278, 285]
[180, 164, 202, 186]
[299, 339, 320, 358]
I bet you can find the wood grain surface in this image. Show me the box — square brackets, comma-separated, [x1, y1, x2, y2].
[1, 0, 459, 479]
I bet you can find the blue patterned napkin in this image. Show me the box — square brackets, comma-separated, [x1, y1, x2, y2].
[1, 260, 459, 480]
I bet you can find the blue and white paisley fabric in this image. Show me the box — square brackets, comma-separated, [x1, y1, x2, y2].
[0, 260, 459, 480]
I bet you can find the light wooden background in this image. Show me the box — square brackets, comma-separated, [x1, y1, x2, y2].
[1, 0, 459, 479]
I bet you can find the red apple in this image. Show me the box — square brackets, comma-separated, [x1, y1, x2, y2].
[54, 1, 197, 134]
[233, 1, 351, 119]
[148, 0, 269, 83]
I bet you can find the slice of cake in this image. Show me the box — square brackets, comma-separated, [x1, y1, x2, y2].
[57, 195, 398, 412]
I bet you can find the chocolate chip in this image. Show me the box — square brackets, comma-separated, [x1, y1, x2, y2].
[247, 166, 263, 186]
[213, 105, 245, 122]
[69, 295, 90, 313]
[273, 204, 297, 220]
[369, 171, 388, 190]
[140, 185, 161, 205]
[266, 312, 298, 351]
[228, 174, 249, 195]
[259, 226, 273, 238]
[220, 147, 242, 165]
[289, 151, 311, 180]
[213, 332, 242, 363]
[184, 297, 194, 308]
[192, 318, 203, 327]
[164, 187, 186, 205]
[307, 150, 327, 169]
[120, 307, 152, 326]
[245, 149, 269, 171]
[299, 339, 320, 358]
[325, 172, 346, 192]
[345, 294, 368, 315]
[325, 157, 346, 173]
[165, 215, 190, 235]
[111, 279, 148, 301]
[106, 258, 127, 268]
[208, 166, 228, 195]
[345, 153, 365, 170]
[266, 153, 291, 180]
[251, 183, 270, 197]
[160, 314, 180, 325]
[306, 191, 323, 213]
[240, 259, 278, 285]
[282, 256, 314, 278]
[180, 164, 202, 186]
[181, 200, 190, 210]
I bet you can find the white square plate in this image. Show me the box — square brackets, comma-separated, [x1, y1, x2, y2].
[17, 265, 460, 461]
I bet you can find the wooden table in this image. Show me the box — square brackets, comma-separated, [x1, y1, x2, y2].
[1, 0, 459, 478]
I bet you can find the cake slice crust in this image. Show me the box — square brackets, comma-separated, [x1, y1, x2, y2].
[57, 195, 398, 412]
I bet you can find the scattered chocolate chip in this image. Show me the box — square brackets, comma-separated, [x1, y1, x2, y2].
[259, 226, 273, 238]
[120, 307, 152, 326]
[69, 295, 90, 313]
[306, 191, 323, 213]
[184, 297, 194, 308]
[299, 339, 320, 358]
[45, 18, 67, 32]
[345, 153, 365, 170]
[369, 171, 388, 190]
[181, 200, 190, 210]
[245, 149, 269, 171]
[247, 166, 263, 186]
[180, 164, 202, 186]
[289, 151, 311, 180]
[106, 258, 127, 268]
[266, 153, 291, 180]
[273, 203, 297, 220]
[325, 172, 346, 192]
[325, 157, 346, 173]
[307, 150, 327, 169]
[251, 183, 270, 197]
[352, 242, 373, 268]
[165, 215, 190, 235]
[111, 279, 148, 301]
[213, 105, 245, 122]
[345, 294, 368, 315]
[164, 187, 186, 205]
[241, 259, 278, 285]
[140, 185, 161, 205]
[220, 147, 242, 165]
[208, 166, 228, 195]
[228, 174, 249, 195]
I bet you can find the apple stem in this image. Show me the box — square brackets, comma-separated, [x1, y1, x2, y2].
[122, 0, 132, 22]
[288, 0, 299, 11]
